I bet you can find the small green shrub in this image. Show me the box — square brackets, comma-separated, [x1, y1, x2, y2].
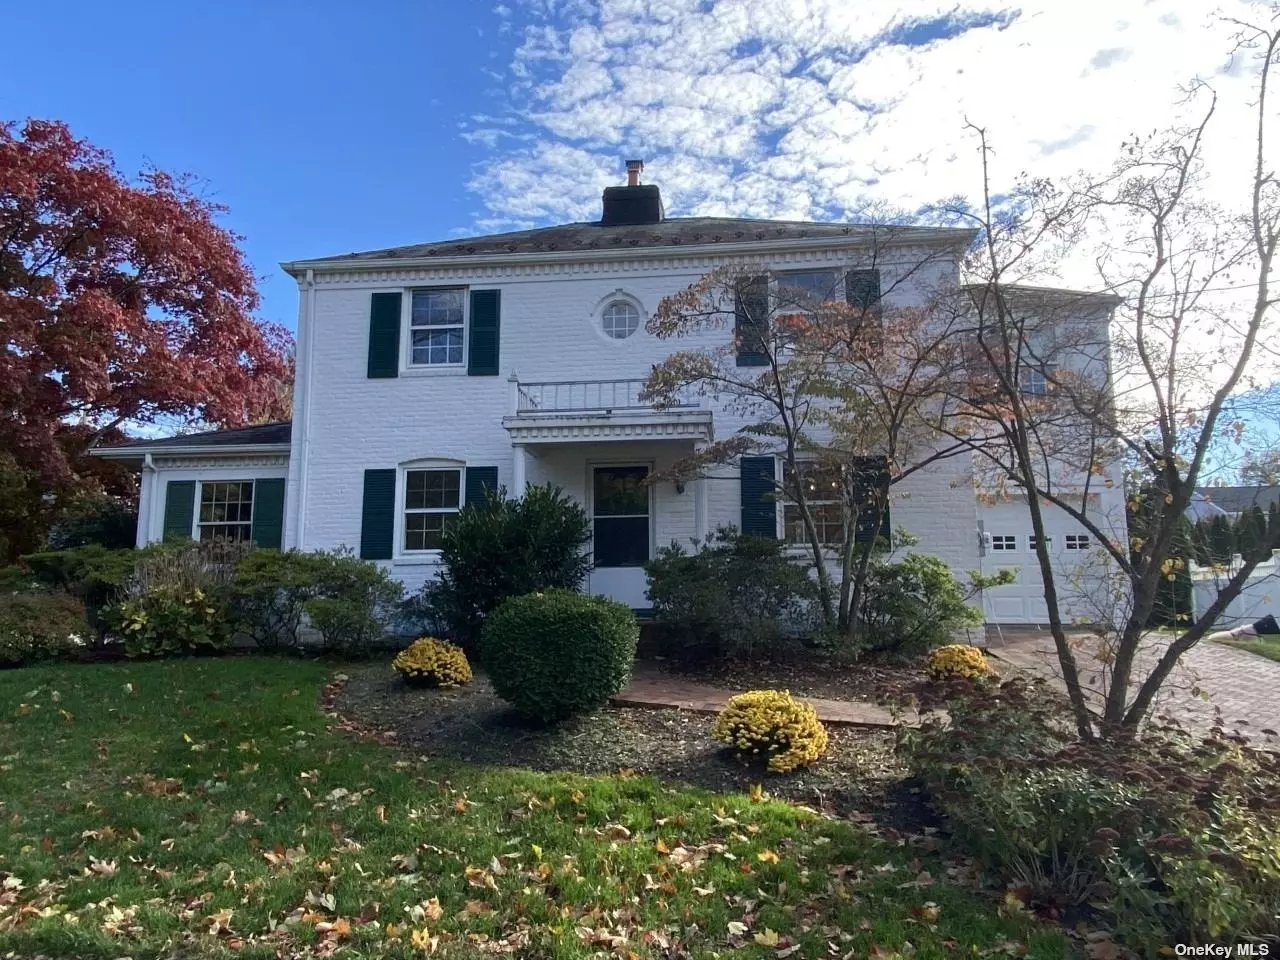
[413, 484, 592, 649]
[479, 589, 637, 723]
[644, 526, 815, 661]
[23, 544, 137, 635]
[858, 553, 983, 655]
[111, 585, 231, 658]
[0, 591, 90, 666]
[713, 689, 828, 773]
[104, 539, 249, 658]
[301, 549, 404, 656]
[899, 675, 1280, 950]
[230, 549, 326, 649]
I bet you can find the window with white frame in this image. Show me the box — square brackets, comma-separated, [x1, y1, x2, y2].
[782, 461, 845, 546]
[990, 534, 1018, 551]
[1065, 533, 1091, 551]
[1021, 362, 1058, 397]
[601, 300, 640, 339]
[403, 468, 461, 551]
[1029, 534, 1053, 551]
[198, 481, 254, 541]
[409, 288, 465, 366]
[776, 269, 841, 312]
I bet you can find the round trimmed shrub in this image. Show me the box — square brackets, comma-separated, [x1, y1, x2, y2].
[713, 689, 829, 773]
[926, 643, 993, 681]
[393, 637, 472, 688]
[479, 589, 638, 723]
[0, 591, 90, 666]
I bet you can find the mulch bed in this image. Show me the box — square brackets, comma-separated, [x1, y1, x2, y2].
[330, 662, 933, 830]
[649, 653, 927, 705]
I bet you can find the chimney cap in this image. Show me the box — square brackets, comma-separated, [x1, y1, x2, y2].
[625, 159, 644, 186]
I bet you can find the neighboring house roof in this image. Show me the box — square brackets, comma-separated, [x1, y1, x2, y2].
[1194, 485, 1280, 516]
[90, 421, 292, 459]
[1185, 490, 1230, 523]
[281, 217, 977, 273]
[961, 282, 1124, 307]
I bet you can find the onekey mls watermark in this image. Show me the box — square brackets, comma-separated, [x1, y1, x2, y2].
[1174, 946, 1270, 958]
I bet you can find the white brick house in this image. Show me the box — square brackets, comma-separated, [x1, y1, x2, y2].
[93, 167, 1127, 624]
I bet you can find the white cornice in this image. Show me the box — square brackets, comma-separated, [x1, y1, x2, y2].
[502, 410, 713, 444]
[283, 229, 976, 283]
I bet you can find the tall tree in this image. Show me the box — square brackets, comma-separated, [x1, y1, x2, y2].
[642, 235, 985, 641]
[1240, 449, 1280, 485]
[936, 14, 1280, 736]
[0, 120, 293, 559]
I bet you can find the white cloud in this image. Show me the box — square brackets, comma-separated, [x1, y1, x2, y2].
[467, 0, 1273, 280]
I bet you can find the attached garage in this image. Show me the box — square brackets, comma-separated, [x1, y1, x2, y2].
[977, 497, 1126, 625]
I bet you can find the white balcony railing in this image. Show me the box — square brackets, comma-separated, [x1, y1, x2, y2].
[513, 378, 698, 415]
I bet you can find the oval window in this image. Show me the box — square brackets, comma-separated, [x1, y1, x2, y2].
[601, 300, 640, 340]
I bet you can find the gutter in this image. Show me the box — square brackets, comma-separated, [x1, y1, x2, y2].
[90, 443, 292, 460]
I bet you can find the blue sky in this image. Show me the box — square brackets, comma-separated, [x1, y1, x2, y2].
[0, 0, 520, 331]
[0, 0, 1262, 352]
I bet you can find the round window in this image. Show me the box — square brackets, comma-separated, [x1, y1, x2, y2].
[601, 300, 640, 339]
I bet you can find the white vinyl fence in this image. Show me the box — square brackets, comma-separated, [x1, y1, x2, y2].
[1190, 554, 1280, 628]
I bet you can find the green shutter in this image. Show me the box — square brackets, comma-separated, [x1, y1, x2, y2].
[360, 469, 396, 560]
[250, 478, 286, 549]
[162, 480, 196, 542]
[735, 276, 770, 367]
[739, 457, 777, 537]
[852, 456, 891, 544]
[468, 289, 500, 376]
[367, 292, 402, 379]
[847, 269, 881, 313]
[464, 466, 499, 506]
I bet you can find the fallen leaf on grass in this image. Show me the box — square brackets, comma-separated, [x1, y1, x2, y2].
[754, 928, 780, 947]
[756, 850, 780, 864]
[88, 857, 117, 877]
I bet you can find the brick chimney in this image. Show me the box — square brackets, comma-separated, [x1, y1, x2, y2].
[601, 159, 663, 226]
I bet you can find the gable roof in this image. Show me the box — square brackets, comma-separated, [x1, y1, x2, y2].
[282, 217, 977, 273]
[90, 421, 292, 459]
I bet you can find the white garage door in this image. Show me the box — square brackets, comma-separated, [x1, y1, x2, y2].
[979, 527, 1097, 624]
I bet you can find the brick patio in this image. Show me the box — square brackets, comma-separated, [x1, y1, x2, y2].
[613, 664, 914, 728]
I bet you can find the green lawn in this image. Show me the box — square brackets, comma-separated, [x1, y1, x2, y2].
[0, 657, 1074, 958]
[1220, 636, 1280, 663]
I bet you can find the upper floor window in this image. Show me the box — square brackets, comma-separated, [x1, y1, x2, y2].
[198, 481, 254, 542]
[410, 289, 465, 367]
[601, 300, 640, 340]
[990, 534, 1017, 551]
[776, 269, 841, 311]
[1021, 362, 1058, 397]
[1065, 533, 1091, 551]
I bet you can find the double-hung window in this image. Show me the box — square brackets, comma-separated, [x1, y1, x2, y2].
[409, 289, 465, 367]
[1065, 533, 1090, 551]
[403, 469, 461, 551]
[1029, 534, 1053, 551]
[782, 461, 845, 546]
[990, 534, 1017, 551]
[1021, 362, 1058, 397]
[198, 481, 254, 542]
[776, 270, 841, 313]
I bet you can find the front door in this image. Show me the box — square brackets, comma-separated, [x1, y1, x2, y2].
[589, 464, 651, 609]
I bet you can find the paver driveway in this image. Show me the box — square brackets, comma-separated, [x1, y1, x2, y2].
[986, 626, 1280, 737]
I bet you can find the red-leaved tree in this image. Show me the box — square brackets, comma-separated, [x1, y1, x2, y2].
[0, 119, 293, 559]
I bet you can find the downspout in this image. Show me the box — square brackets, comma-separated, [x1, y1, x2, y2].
[139, 453, 157, 548]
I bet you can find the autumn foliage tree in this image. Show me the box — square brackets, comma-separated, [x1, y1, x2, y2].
[0, 119, 292, 559]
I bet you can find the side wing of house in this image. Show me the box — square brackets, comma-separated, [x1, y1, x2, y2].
[91, 423, 291, 549]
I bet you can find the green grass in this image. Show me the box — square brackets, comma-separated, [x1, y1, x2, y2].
[0, 657, 1074, 959]
[1220, 636, 1280, 663]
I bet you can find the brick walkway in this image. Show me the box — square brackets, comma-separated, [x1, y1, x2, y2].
[613, 665, 911, 728]
[986, 627, 1280, 736]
